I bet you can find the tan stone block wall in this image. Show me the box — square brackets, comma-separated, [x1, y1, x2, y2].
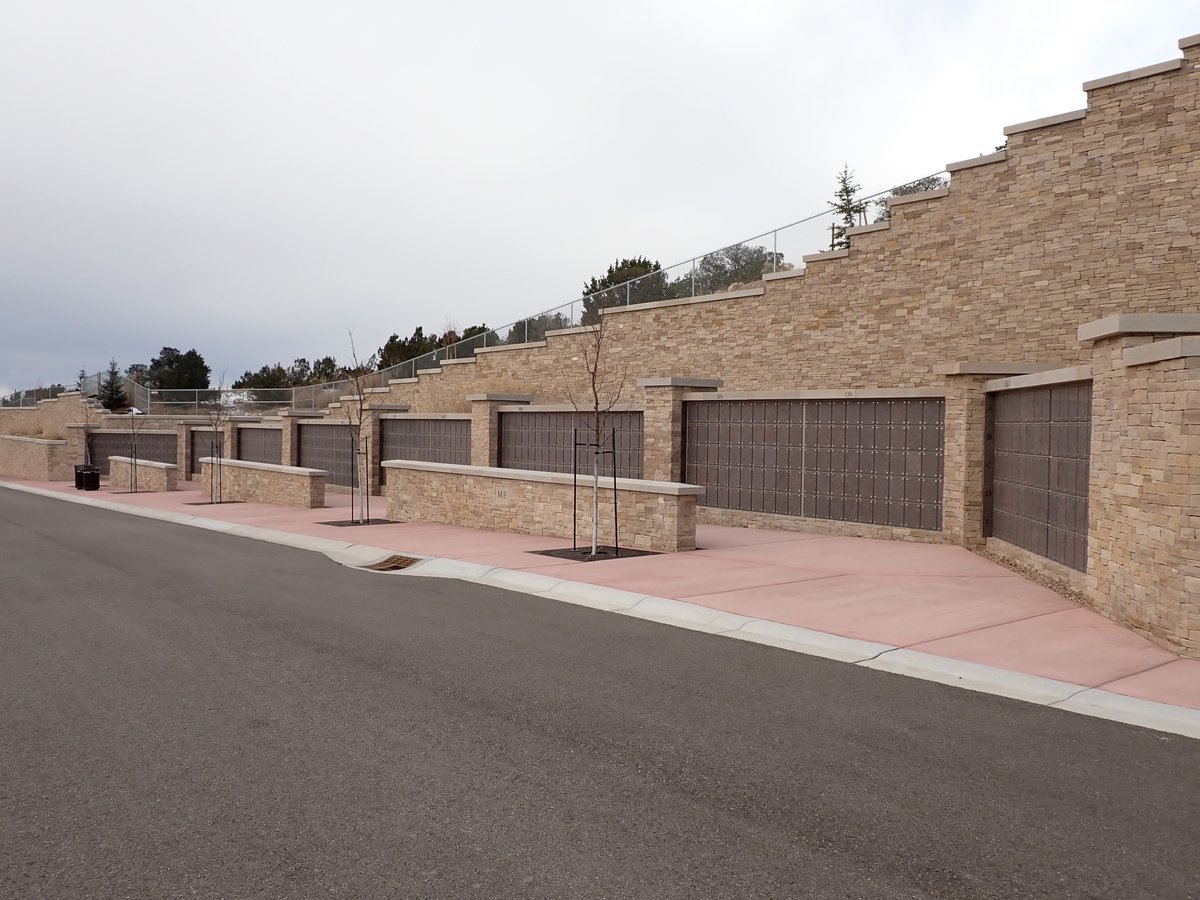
[0, 408, 42, 436]
[1087, 340, 1200, 656]
[941, 375, 990, 547]
[108, 457, 178, 492]
[384, 467, 697, 552]
[200, 460, 326, 508]
[0, 434, 71, 480]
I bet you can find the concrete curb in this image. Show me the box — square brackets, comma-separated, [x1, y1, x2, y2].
[1054, 689, 1200, 740]
[861, 649, 1084, 705]
[5, 479, 1198, 741]
[722, 620, 892, 663]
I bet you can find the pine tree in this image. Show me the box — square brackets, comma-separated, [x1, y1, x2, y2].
[98, 358, 127, 410]
[829, 165, 867, 250]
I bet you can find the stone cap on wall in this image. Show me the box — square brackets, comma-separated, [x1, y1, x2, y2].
[1078, 313, 1200, 342]
[475, 341, 547, 355]
[1003, 108, 1086, 136]
[199, 457, 327, 476]
[466, 393, 533, 403]
[886, 186, 950, 208]
[934, 361, 1066, 376]
[378, 412, 471, 420]
[109, 456, 177, 470]
[801, 248, 848, 263]
[440, 357, 477, 366]
[680, 387, 945, 402]
[636, 377, 723, 389]
[1182, 33, 1200, 50]
[761, 268, 804, 283]
[601, 286, 765, 317]
[945, 149, 1007, 173]
[845, 221, 890, 236]
[0, 434, 66, 446]
[90, 428, 178, 435]
[983, 366, 1093, 393]
[279, 409, 327, 418]
[1083, 58, 1181, 92]
[495, 403, 642, 413]
[235, 423, 284, 430]
[1122, 335, 1200, 368]
[380, 459, 705, 496]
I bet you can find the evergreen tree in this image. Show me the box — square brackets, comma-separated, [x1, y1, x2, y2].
[829, 165, 867, 250]
[581, 256, 664, 324]
[98, 359, 127, 410]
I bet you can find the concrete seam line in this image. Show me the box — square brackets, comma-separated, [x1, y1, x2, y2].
[3, 479, 1197, 741]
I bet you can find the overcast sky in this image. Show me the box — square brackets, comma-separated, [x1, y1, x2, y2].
[1, 1, 1196, 395]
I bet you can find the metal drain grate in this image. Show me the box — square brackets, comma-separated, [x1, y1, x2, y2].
[360, 555, 422, 572]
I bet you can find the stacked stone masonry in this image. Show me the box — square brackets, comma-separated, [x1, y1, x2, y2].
[200, 458, 327, 509]
[383, 461, 701, 553]
[108, 456, 178, 493]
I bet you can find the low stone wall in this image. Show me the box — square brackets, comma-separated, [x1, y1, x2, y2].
[382, 460, 704, 552]
[0, 434, 72, 480]
[200, 458, 327, 508]
[108, 456, 178, 492]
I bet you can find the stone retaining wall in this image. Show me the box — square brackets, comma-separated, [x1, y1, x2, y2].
[0, 434, 72, 480]
[108, 456, 178, 492]
[200, 458, 327, 508]
[383, 460, 703, 552]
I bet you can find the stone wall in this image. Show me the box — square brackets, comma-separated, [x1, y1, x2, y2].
[383, 460, 702, 552]
[108, 456, 178, 492]
[200, 458, 327, 509]
[1085, 331, 1200, 656]
[0, 434, 72, 481]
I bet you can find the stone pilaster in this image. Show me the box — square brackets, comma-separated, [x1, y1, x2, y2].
[636, 377, 722, 483]
[940, 374, 990, 547]
[467, 394, 532, 467]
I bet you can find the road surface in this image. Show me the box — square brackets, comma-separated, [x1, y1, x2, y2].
[2, 488, 1198, 898]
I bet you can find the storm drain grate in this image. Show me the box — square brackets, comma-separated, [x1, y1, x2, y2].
[360, 555, 422, 572]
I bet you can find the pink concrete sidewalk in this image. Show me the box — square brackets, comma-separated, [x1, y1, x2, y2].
[10, 477, 1200, 712]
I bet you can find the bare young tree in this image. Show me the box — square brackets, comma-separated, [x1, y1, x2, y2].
[201, 372, 236, 503]
[122, 405, 149, 493]
[343, 332, 378, 524]
[558, 311, 631, 555]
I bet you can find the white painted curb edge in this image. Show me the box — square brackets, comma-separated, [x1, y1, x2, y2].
[5, 479, 1198, 741]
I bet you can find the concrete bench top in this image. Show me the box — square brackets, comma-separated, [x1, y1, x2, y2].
[381, 459, 705, 496]
[109, 456, 177, 470]
[199, 458, 326, 477]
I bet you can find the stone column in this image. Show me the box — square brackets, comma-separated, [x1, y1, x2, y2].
[176, 422, 192, 478]
[362, 412, 382, 495]
[939, 374, 990, 547]
[279, 413, 302, 466]
[468, 394, 532, 468]
[1085, 330, 1200, 656]
[636, 377, 722, 483]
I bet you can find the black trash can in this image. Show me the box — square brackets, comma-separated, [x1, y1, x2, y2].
[80, 467, 100, 492]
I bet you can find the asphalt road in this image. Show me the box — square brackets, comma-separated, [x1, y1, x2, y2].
[2, 488, 1199, 899]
